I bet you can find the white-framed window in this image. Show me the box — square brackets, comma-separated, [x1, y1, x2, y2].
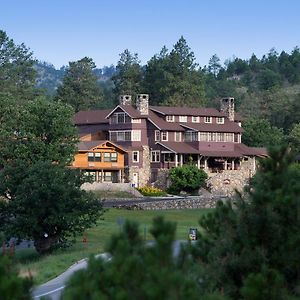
[204, 116, 212, 123]
[192, 116, 199, 123]
[179, 116, 187, 122]
[110, 112, 131, 124]
[184, 131, 198, 142]
[225, 133, 234, 142]
[155, 130, 160, 141]
[132, 130, 141, 141]
[175, 132, 181, 142]
[104, 171, 112, 182]
[216, 117, 224, 124]
[88, 152, 101, 162]
[166, 115, 175, 122]
[132, 151, 139, 163]
[131, 118, 141, 123]
[151, 150, 160, 162]
[161, 131, 168, 141]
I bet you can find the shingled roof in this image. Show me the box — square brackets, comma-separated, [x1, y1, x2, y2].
[150, 106, 225, 117]
[74, 109, 111, 125]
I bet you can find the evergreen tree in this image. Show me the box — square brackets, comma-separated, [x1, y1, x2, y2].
[112, 49, 143, 104]
[208, 54, 221, 77]
[143, 37, 206, 107]
[0, 30, 36, 101]
[56, 57, 103, 112]
[192, 146, 300, 299]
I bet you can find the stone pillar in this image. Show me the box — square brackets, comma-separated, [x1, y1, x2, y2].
[119, 95, 132, 106]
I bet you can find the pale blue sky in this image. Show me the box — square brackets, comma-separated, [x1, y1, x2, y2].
[1, 0, 299, 68]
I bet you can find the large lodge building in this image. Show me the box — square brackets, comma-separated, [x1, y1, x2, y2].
[73, 94, 267, 192]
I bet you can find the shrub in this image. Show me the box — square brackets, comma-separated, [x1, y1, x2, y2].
[168, 164, 208, 194]
[137, 186, 167, 197]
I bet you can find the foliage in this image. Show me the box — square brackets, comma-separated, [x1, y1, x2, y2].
[0, 161, 103, 254]
[143, 37, 206, 107]
[0, 96, 78, 167]
[62, 216, 204, 300]
[168, 164, 208, 194]
[288, 122, 300, 154]
[112, 49, 143, 104]
[0, 255, 32, 300]
[137, 186, 167, 197]
[55, 57, 104, 112]
[0, 30, 36, 102]
[192, 146, 300, 299]
[242, 117, 285, 147]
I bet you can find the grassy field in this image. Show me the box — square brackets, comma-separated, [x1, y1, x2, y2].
[16, 208, 212, 284]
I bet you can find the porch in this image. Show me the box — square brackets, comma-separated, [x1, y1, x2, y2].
[84, 169, 124, 183]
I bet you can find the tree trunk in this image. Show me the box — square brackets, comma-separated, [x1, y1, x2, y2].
[34, 236, 59, 254]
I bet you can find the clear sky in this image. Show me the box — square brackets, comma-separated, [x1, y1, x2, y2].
[1, 0, 299, 69]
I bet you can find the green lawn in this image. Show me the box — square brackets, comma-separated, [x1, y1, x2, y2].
[16, 208, 212, 284]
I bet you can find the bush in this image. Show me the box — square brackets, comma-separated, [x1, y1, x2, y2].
[168, 164, 208, 195]
[137, 186, 167, 197]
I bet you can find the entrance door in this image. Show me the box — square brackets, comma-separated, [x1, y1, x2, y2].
[132, 172, 139, 187]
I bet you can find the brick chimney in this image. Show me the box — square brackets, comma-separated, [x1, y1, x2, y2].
[220, 97, 235, 121]
[136, 94, 149, 115]
[119, 95, 132, 106]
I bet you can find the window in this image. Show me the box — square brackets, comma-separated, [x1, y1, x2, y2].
[184, 131, 198, 142]
[109, 131, 132, 142]
[216, 117, 224, 124]
[175, 132, 181, 142]
[104, 171, 112, 182]
[161, 131, 168, 141]
[110, 153, 118, 162]
[132, 130, 141, 141]
[103, 152, 118, 162]
[179, 116, 187, 122]
[88, 152, 101, 162]
[111, 112, 131, 124]
[132, 118, 141, 123]
[204, 116, 212, 123]
[104, 152, 111, 162]
[88, 152, 94, 162]
[192, 116, 199, 123]
[166, 115, 175, 122]
[225, 133, 234, 142]
[132, 151, 139, 163]
[155, 130, 160, 141]
[151, 150, 160, 162]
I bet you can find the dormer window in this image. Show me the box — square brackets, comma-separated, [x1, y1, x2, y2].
[204, 116, 212, 123]
[179, 116, 187, 122]
[166, 115, 175, 122]
[192, 116, 199, 123]
[216, 117, 224, 124]
[111, 112, 131, 124]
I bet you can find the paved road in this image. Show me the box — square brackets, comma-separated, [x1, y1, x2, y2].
[32, 240, 192, 300]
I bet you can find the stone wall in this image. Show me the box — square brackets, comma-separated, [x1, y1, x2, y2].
[113, 195, 228, 210]
[153, 158, 256, 196]
[207, 158, 255, 196]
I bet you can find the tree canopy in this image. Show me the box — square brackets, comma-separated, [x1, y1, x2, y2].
[55, 57, 104, 112]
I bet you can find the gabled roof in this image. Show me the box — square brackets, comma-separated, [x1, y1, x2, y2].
[74, 109, 111, 125]
[105, 105, 145, 119]
[150, 106, 225, 117]
[156, 142, 199, 154]
[181, 119, 244, 133]
[77, 140, 126, 153]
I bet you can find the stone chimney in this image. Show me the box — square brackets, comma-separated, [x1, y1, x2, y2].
[119, 95, 132, 106]
[136, 94, 149, 115]
[220, 97, 235, 121]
